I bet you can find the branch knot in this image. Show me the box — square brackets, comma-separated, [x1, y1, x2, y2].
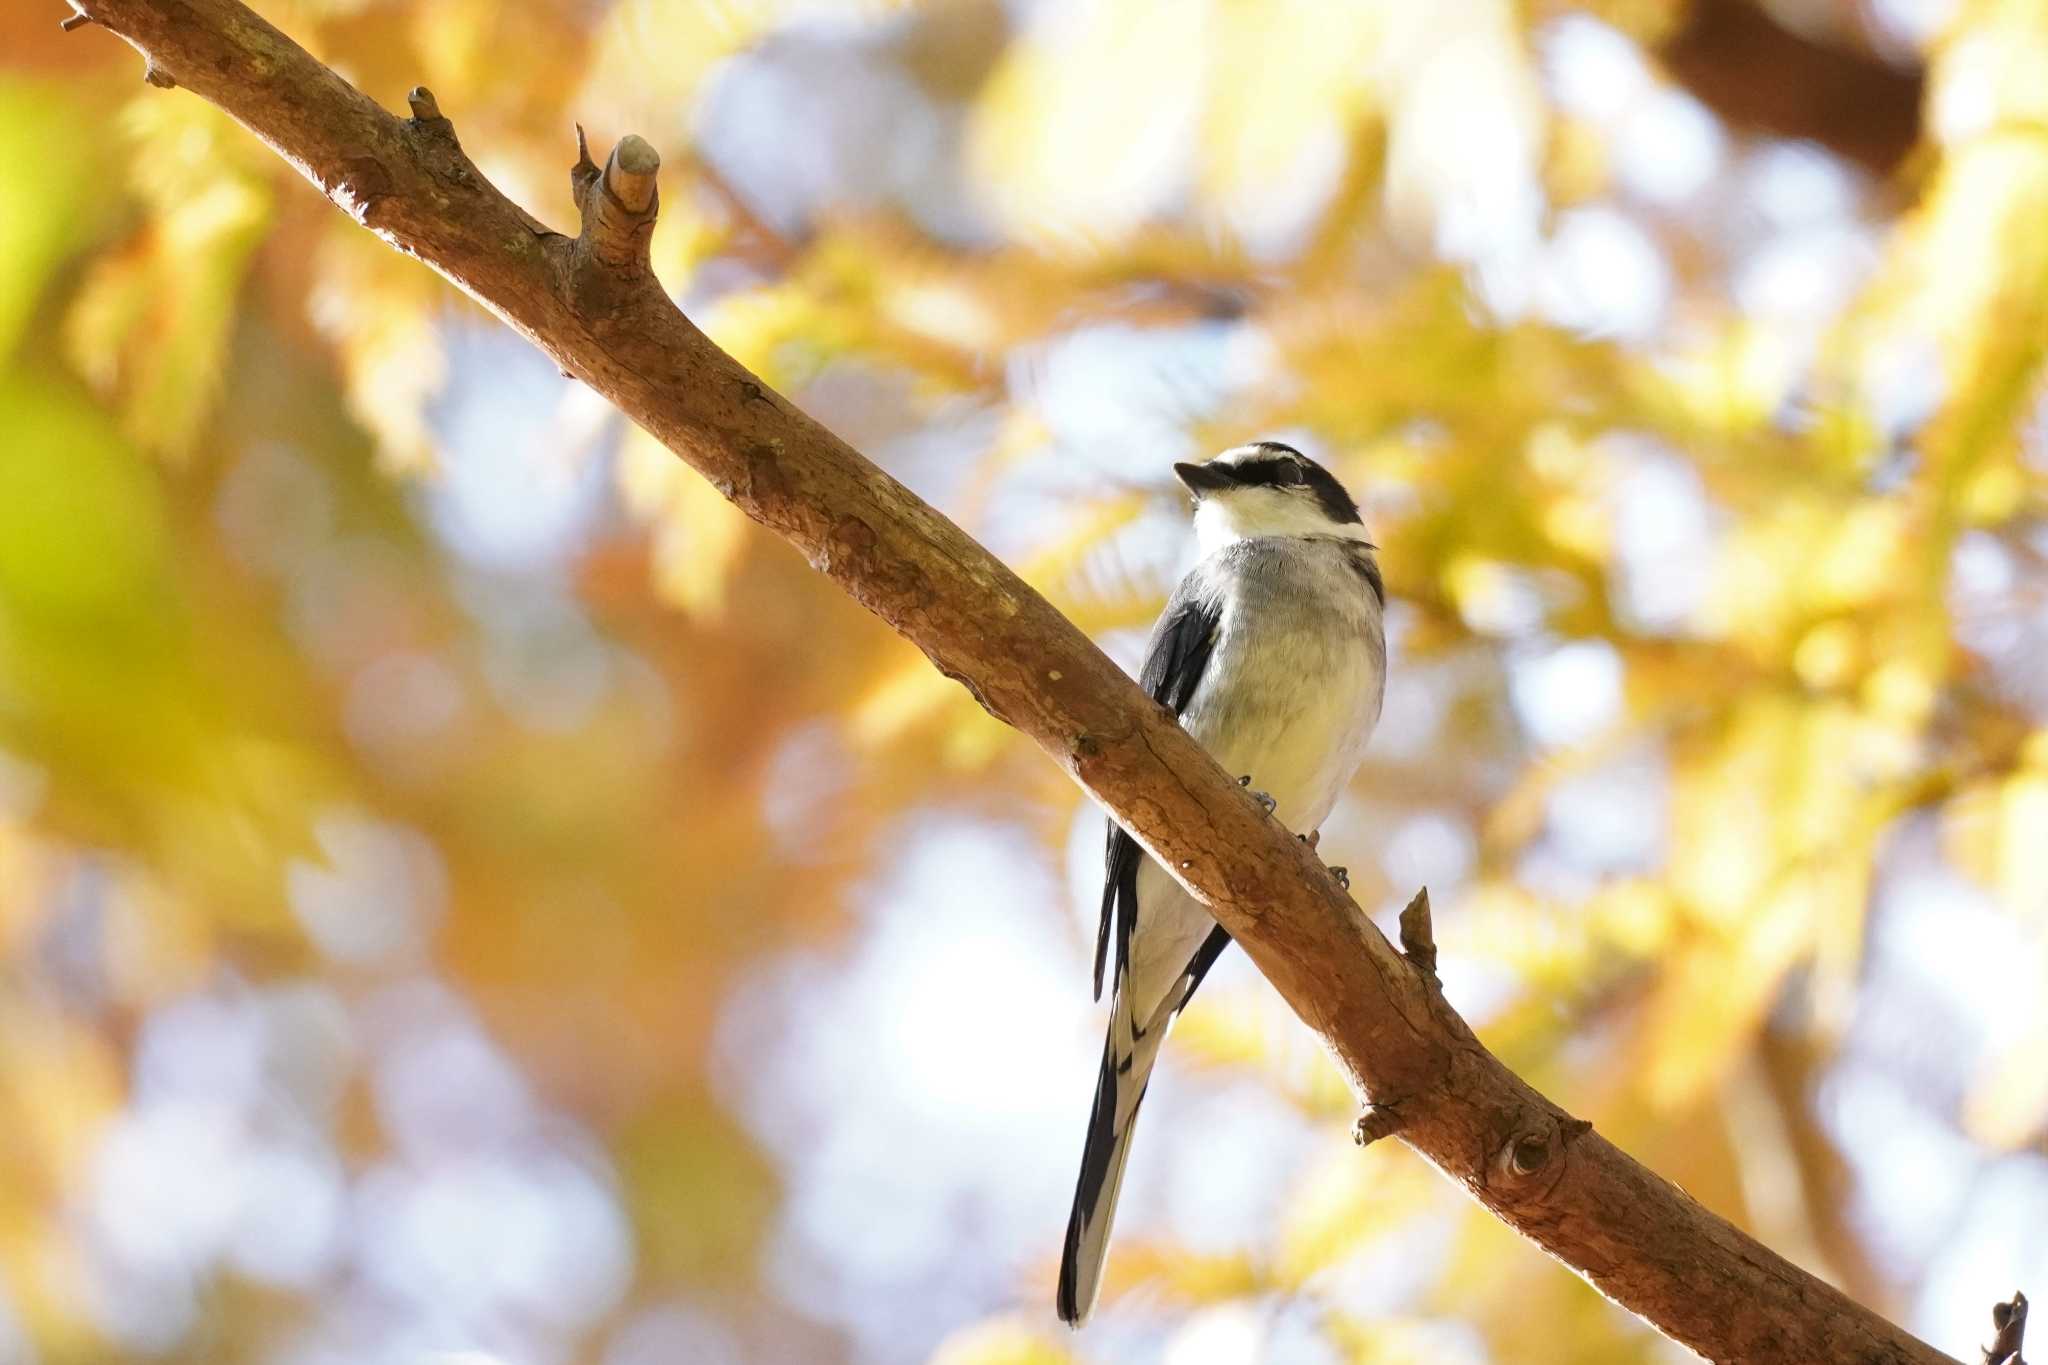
[1487, 1114, 1592, 1203]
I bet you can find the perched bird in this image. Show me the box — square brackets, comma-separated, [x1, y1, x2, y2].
[1058, 441, 1387, 1326]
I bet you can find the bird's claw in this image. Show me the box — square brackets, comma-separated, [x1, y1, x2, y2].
[1292, 825, 1345, 889]
[1237, 775, 1277, 816]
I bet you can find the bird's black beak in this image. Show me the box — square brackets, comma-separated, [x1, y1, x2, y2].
[1173, 461, 1236, 497]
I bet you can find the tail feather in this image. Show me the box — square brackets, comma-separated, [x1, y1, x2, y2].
[1058, 1029, 1155, 1326]
[1061, 927, 1231, 1327]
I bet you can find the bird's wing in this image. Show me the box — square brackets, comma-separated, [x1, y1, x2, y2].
[1094, 583, 1221, 1000]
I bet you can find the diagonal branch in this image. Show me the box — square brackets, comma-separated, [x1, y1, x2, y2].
[63, 1, 1961, 1360]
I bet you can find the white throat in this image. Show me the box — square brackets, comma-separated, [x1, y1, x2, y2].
[1192, 489, 1375, 555]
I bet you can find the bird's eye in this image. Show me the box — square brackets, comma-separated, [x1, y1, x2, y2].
[1272, 462, 1304, 486]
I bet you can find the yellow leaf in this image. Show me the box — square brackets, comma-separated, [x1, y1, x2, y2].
[619, 426, 754, 619]
[1857, 89, 2048, 503]
[1944, 760, 2048, 916]
[1965, 1013, 2048, 1148]
[1641, 856, 1867, 1108]
[0, 80, 105, 362]
[1196, 1, 1380, 239]
[0, 997, 124, 1192]
[1173, 986, 1354, 1116]
[1273, 1138, 1439, 1285]
[1996, 772, 2048, 914]
[928, 1317, 1077, 1365]
[1665, 321, 1800, 436]
[1376, 2, 1544, 258]
[1806, 503, 1907, 610]
[849, 497, 1145, 758]
[1326, 1314, 1491, 1365]
[969, 0, 1208, 241]
[1590, 879, 1673, 958]
[1094, 1242, 1258, 1308]
[308, 232, 451, 473]
[62, 106, 273, 460]
[583, 0, 777, 122]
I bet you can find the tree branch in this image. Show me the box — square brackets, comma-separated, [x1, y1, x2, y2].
[64, 1, 1961, 1360]
[1658, 0, 1923, 178]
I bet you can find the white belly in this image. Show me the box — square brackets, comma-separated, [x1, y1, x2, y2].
[1124, 548, 1384, 1024]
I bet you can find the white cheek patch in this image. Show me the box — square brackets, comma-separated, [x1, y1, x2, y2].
[1194, 489, 1363, 552]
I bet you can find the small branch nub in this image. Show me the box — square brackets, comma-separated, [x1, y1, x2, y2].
[59, 9, 95, 31]
[607, 134, 659, 214]
[1353, 1104, 1406, 1147]
[1986, 1291, 2029, 1365]
[1399, 886, 1437, 981]
[572, 128, 662, 277]
[404, 86, 461, 150]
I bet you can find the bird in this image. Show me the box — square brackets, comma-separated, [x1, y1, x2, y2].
[1057, 440, 1387, 1327]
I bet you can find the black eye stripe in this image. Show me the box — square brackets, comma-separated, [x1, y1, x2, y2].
[1209, 445, 1366, 526]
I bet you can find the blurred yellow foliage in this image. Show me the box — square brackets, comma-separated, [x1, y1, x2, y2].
[5, 0, 2048, 1362]
[928, 1317, 1078, 1365]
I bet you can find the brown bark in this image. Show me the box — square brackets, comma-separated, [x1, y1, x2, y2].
[62, 1, 1960, 1360]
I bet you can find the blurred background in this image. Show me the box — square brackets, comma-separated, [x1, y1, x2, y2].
[3, 0, 2046, 1361]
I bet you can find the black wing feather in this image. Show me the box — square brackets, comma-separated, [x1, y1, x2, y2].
[1093, 587, 1221, 999]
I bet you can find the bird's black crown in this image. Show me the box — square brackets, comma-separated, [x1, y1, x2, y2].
[1222, 442, 1362, 526]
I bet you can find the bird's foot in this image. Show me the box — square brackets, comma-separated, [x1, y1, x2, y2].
[1237, 775, 1277, 816]
[1291, 824, 1347, 889]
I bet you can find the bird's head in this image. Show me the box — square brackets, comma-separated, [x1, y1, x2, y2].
[1174, 442, 1368, 552]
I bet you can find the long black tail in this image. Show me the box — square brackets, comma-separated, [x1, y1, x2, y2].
[1059, 925, 1229, 1326]
[1057, 1026, 1150, 1326]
